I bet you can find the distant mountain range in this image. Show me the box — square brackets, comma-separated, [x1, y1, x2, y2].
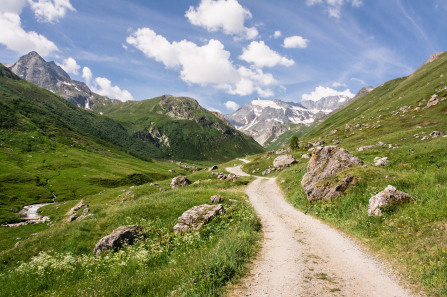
[8, 51, 110, 109]
[224, 91, 372, 146]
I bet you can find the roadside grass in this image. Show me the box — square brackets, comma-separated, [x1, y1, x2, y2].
[276, 138, 447, 296]
[0, 168, 260, 297]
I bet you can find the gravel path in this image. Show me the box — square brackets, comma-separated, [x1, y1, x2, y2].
[226, 163, 414, 297]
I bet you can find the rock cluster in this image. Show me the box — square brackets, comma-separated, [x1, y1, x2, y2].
[174, 204, 224, 233]
[368, 185, 412, 216]
[210, 195, 225, 203]
[301, 146, 363, 201]
[374, 157, 390, 167]
[93, 225, 144, 255]
[171, 176, 191, 189]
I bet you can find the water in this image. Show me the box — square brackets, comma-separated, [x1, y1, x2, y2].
[19, 203, 53, 221]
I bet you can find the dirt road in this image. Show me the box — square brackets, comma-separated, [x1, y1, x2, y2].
[226, 164, 414, 297]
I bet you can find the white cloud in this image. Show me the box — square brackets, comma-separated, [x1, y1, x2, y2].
[239, 41, 294, 68]
[350, 77, 366, 85]
[28, 0, 75, 23]
[82, 66, 92, 84]
[127, 27, 276, 97]
[302, 86, 354, 101]
[0, 0, 27, 14]
[225, 100, 240, 111]
[0, 12, 58, 56]
[332, 82, 347, 88]
[81, 66, 133, 102]
[273, 30, 282, 39]
[185, 0, 258, 40]
[282, 36, 309, 49]
[92, 77, 134, 102]
[58, 57, 80, 75]
[306, 0, 362, 18]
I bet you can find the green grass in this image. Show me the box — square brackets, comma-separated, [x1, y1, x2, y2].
[0, 170, 261, 296]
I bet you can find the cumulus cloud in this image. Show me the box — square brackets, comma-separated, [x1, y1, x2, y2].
[302, 86, 354, 101]
[1, 0, 27, 14]
[58, 57, 80, 75]
[306, 0, 362, 18]
[0, 11, 58, 56]
[225, 100, 240, 111]
[239, 41, 294, 68]
[185, 0, 258, 40]
[273, 30, 281, 39]
[283, 36, 309, 49]
[82, 66, 133, 102]
[28, 0, 75, 23]
[127, 27, 276, 97]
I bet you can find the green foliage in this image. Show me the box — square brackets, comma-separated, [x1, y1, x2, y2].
[289, 135, 299, 150]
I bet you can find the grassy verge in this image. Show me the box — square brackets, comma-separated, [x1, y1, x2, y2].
[0, 168, 260, 296]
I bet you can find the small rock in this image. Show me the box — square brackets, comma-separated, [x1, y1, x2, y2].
[301, 153, 311, 159]
[168, 169, 176, 173]
[376, 141, 386, 147]
[193, 180, 202, 185]
[82, 208, 90, 215]
[73, 204, 86, 212]
[208, 165, 218, 171]
[174, 204, 224, 233]
[368, 185, 412, 216]
[93, 225, 144, 255]
[69, 214, 78, 222]
[171, 176, 191, 189]
[210, 195, 225, 203]
[374, 157, 390, 166]
[430, 131, 442, 138]
[357, 145, 374, 152]
[345, 124, 354, 131]
[273, 154, 297, 168]
[275, 149, 287, 155]
[421, 136, 430, 141]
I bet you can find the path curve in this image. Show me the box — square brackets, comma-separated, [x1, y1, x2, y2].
[226, 163, 414, 297]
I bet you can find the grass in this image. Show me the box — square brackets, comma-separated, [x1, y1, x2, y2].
[0, 169, 261, 296]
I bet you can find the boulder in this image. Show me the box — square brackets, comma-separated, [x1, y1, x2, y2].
[421, 136, 430, 141]
[374, 157, 390, 167]
[174, 204, 224, 233]
[93, 225, 144, 255]
[430, 131, 442, 138]
[171, 176, 191, 189]
[273, 154, 297, 168]
[357, 145, 374, 152]
[168, 169, 176, 173]
[301, 146, 363, 201]
[210, 195, 225, 203]
[82, 208, 90, 215]
[208, 165, 218, 171]
[301, 153, 311, 159]
[69, 214, 78, 222]
[376, 141, 386, 147]
[368, 185, 412, 216]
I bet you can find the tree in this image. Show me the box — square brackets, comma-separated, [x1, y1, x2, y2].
[290, 135, 299, 150]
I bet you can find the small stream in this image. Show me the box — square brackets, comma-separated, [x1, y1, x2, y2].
[19, 203, 53, 221]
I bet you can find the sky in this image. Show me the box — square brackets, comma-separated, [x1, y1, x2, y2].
[1, 0, 446, 114]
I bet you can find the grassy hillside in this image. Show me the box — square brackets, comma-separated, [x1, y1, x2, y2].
[94, 95, 265, 162]
[264, 123, 313, 150]
[0, 65, 189, 223]
[245, 52, 447, 296]
[0, 166, 260, 296]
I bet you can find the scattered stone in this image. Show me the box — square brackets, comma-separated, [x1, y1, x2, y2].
[168, 169, 176, 173]
[262, 169, 272, 175]
[14, 241, 21, 248]
[150, 183, 158, 186]
[82, 208, 90, 215]
[368, 185, 412, 216]
[208, 165, 218, 171]
[327, 129, 338, 136]
[273, 154, 297, 168]
[301, 146, 363, 201]
[314, 141, 325, 146]
[218, 174, 227, 180]
[171, 176, 191, 189]
[421, 136, 430, 141]
[73, 204, 86, 212]
[119, 190, 135, 202]
[210, 195, 225, 203]
[301, 153, 311, 159]
[376, 141, 386, 147]
[211, 172, 219, 176]
[93, 225, 144, 255]
[69, 214, 78, 222]
[357, 145, 374, 152]
[275, 148, 288, 155]
[423, 94, 439, 109]
[374, 157, 390, 166]
[193, 180, 202, 185]
[174, 204, 224, 233]
[354, 123, 362, 129]
[430, 131, 442, 138]
[345, 124, 354, 131]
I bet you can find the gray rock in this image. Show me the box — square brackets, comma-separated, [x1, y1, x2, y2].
[73, 204, 86, 211]
[170, 176, 191, 189]
[430, 131, 442, 138]
[273, 154, 297, 168]
[301, 153, 311, 159]
[376, 141, 386, 147]
[168, 169, 176, 173]
[301, 146, 363, 201]
[69, 214, 78, 222]
[208, 165, 218, 171]
[82, 208, 90, 215]
[357, 145, 374, 152]
[93, 225, 144, 255]
[210, 195, 225, 203]
[275, 148, 289, 155]
[262, 169, 272, 175]
[368, 185, 412, 216]
[174, 204, 224, 233]
[345, 124, 354, 131]
[421, 136, 430, 141]
[374, 157, 390, 167]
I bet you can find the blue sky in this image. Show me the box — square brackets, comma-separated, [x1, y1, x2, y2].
[1, 0, 446, 114]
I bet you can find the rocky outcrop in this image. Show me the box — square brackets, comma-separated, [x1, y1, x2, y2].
[368, 185, 412, 216]
[171, 176, 191, 189]
[301, 146, 363, 201]
[273, 154, 297, 168]
[93, 225, 144, 255]
[174, 204, 224, 233]
[374, 157, 390, 166]
[210, 195, 225, 203]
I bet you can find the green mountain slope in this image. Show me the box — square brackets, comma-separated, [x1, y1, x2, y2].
[0, 64, 183, 223]
[94, 95, 265, 161]
[264, 123, 313, 150]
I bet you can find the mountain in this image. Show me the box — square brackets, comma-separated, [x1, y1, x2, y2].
[224, 96, 351, 146]
[8, 51, 110, 109]
[94, 95, 265, 161]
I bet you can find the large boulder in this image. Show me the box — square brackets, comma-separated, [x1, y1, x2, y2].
[301, 146, 363, 201]
[93, 225, 144, 255]
[368, 185, 412, 216]
[273, 154, 297, 168]
[174, 204, 224, 233]
[171, 176, 191, 189]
